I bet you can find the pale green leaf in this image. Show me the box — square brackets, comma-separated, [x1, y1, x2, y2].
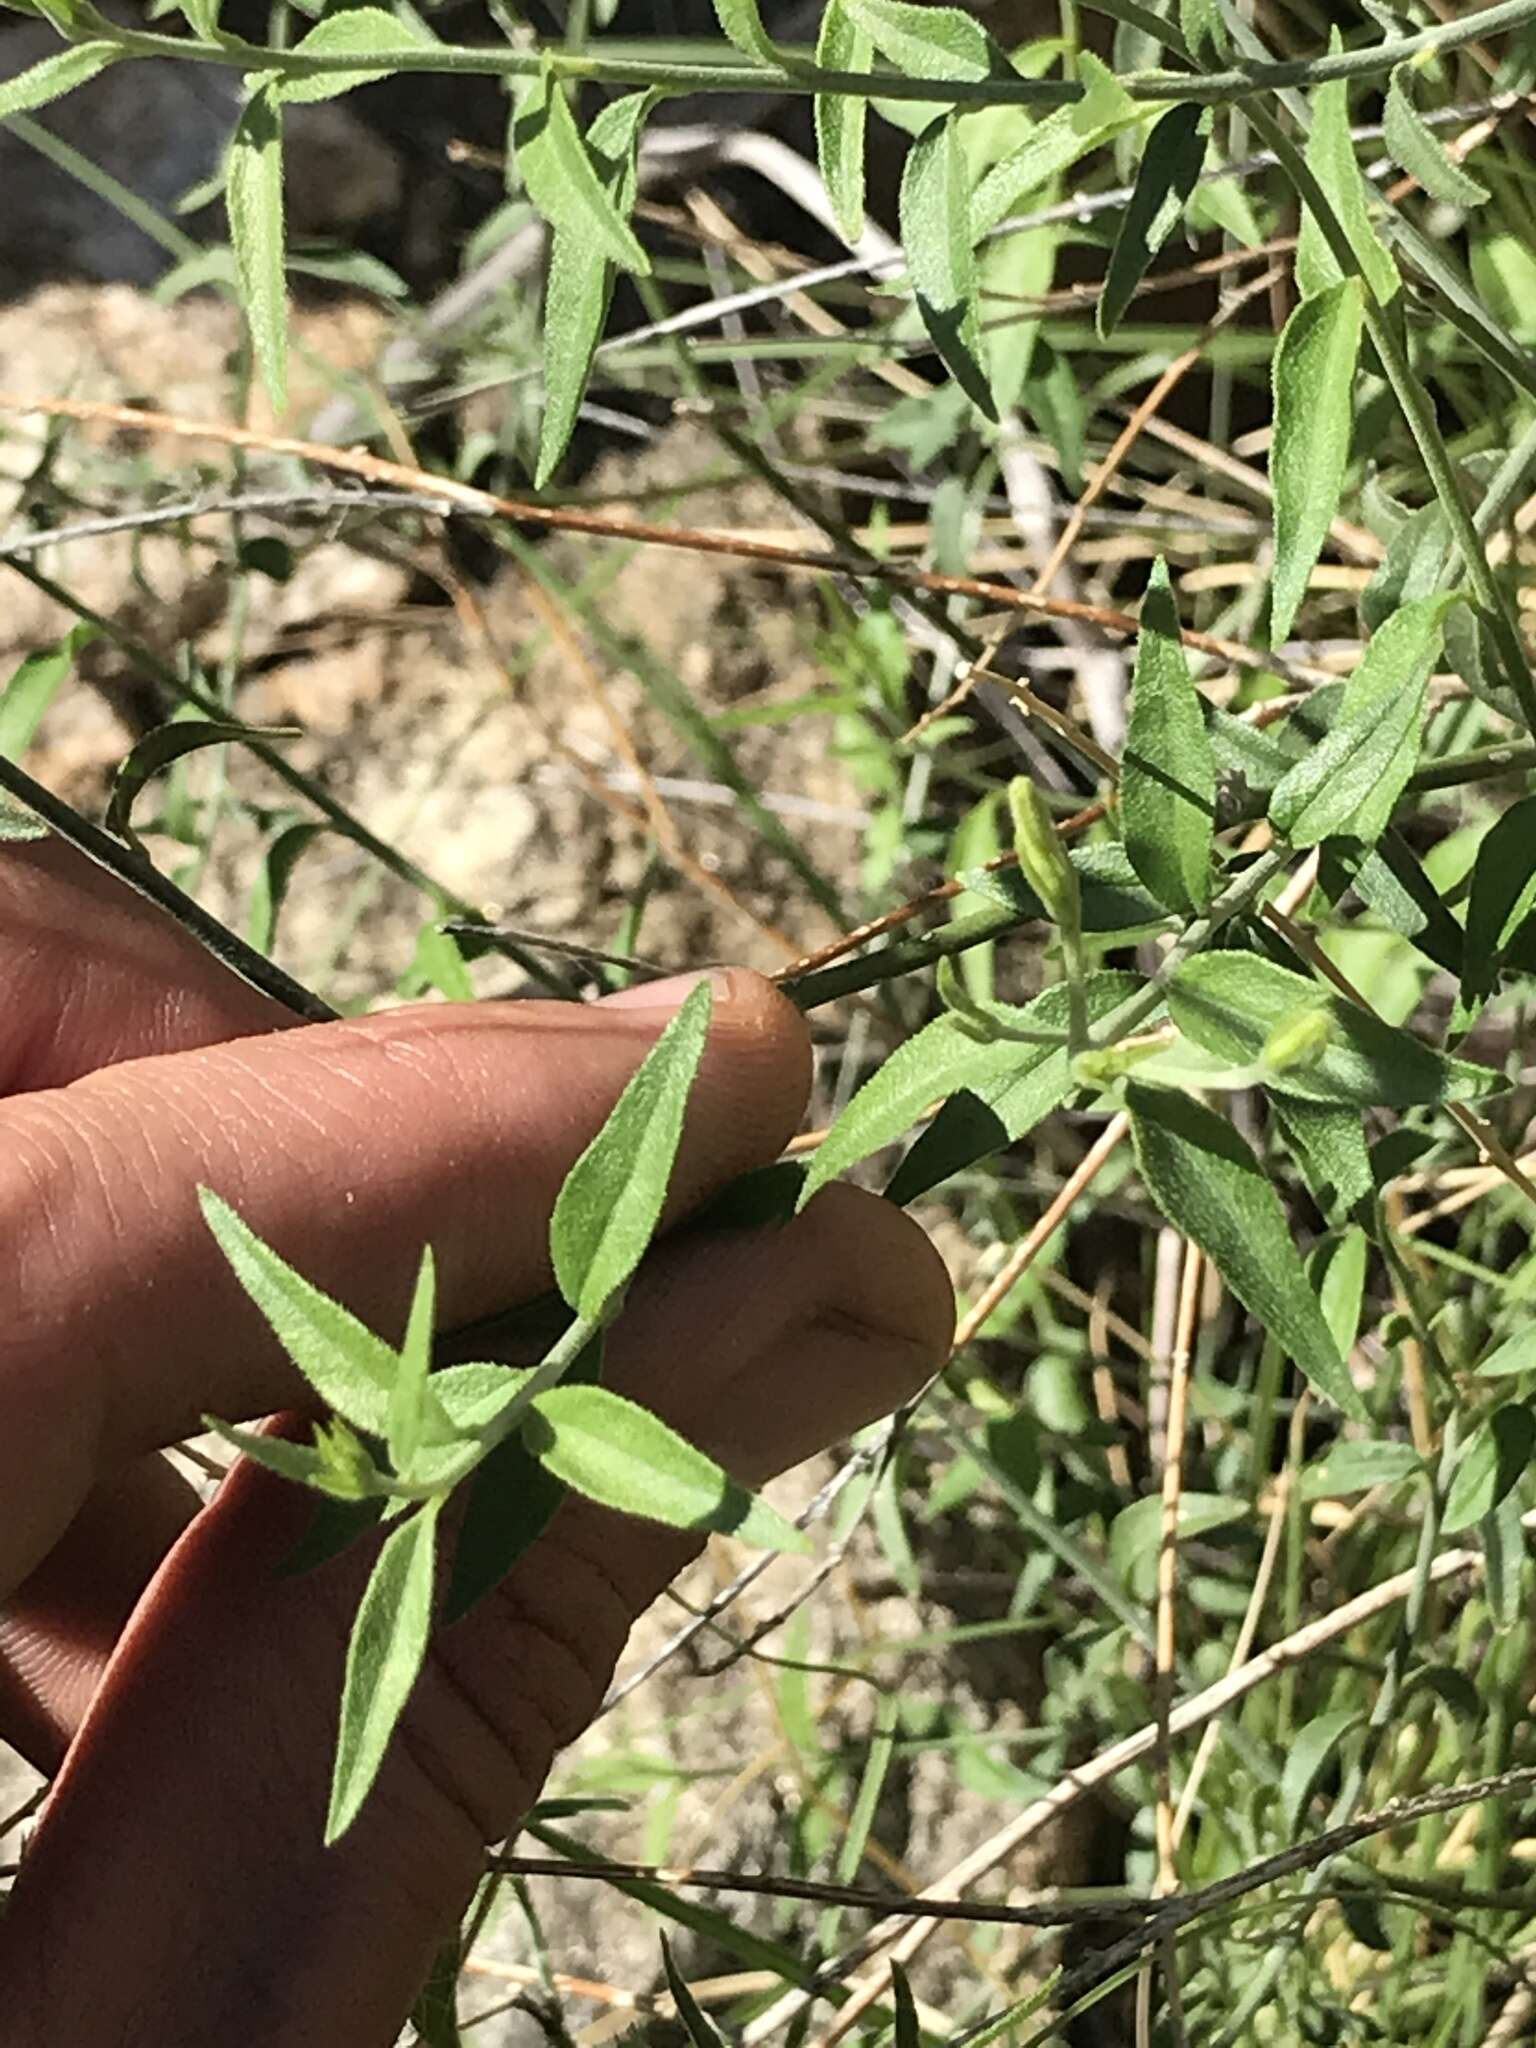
[1099, 105, 1207, 340]
[388, 1246, 438, 1478]
[0, 625, 95, 760]
[1302, 1438, 1422, 1500]
[712, 0, 783, 66]
[279, 7, 435, 102]
[326, 1497, 442, 1842]
[550, 980, 713, 1319]
[816, 0, 871, 244]
[227, 80, 289, 413]
[1295, 39, 1398, 305]
[1270, 276, 1364, 647]
[1169, 952, 1500, 1107]
[514, 61, 650, 274]
[0, 40, 120, 119]
[1476, 1328, 1536, 1379]
[1315, 1225, 1369, 1359]
[1179, 0, 1225, 62]
[969, 54, 1137, 240]
[1121, 557, 1215, 914]
[1127, 1084, 1365, 1417]
[1109, 1491, 1247, 1592]
[1384, 70, 1488, 210]
[1269, 595, 1454, 846]
[840, 0, 1002, 82]
[525, 1385, 809, 1552]
[901, 114, 996, 420]
[1444, 1405, 1536, 1534]
[200, 1188, 397, 1436]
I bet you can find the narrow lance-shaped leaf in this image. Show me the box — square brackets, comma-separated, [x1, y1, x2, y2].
[1383, 69, 1488, 212]
[815, 0, 871, 245]
[970, 53, 1136, 240]
[1169, 952, 1500, 1108]
[388, 1246, 439, 1478]
[1294, 34, 1398, 305]
[106, 718, 298, 851]
[0, 624, 95, 761]
[200, 1188, 398, 1437]
[0, 41, 121, 119]
[514, 60, 650, 274]
[801, 972, 1141, 1208]
[1462, 794, 1536, 1005]
[1127, 1083, 1366, 1417]
[326, 1496, 442, 1842]
[536, 91, 652, 487]
[712, 0, 786, 67]
[1481, 1487, 1526, 1634]
[550, 980, 713, 1320]
[1443, 1405, 1536, 1536]
[1179, 0, 1226, 62]
[278, 7, 436, 103]
[663, 1938, 729, 2048]
[839, 0, 1003, 82]
[1099, 106, 1207, 340]
[227, 79, 289, 413]
[1269, 594, 1455, 847]
[901, 114, 997, 421]
[1281, 1710, 1362, 1833]
[524, 1385, 810, 1553]
[1121, 557, 1215, 914]
[1270, 275, 1364, 648]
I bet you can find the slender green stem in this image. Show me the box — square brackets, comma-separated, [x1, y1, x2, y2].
[62, 0, 1536, 107]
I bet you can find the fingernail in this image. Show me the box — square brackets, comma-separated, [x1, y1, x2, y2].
[599, 968, 735, 1013]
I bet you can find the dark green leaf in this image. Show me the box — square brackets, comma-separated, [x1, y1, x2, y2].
[959, 841, 1172, 936]
[514, 61, 650, 274]
[840, 0, 1002, 81]
[200, 1188, 398, 1436]
[891, 1963, 920, 2048]
[1269, 596, 1455, 847]
[1280, 1709, 1362, 1832]
[279, 1494, 386, 1578]
[247, 819, 326, 954]
[0, 625, 94, 760]
[1463, 794, 1536, 1004]
[409, 1938, 463, 2048]
[1336, 835, 1465, 978]
[279, 8, 435, 102]
[662, 1937, 728, 2048]
[1169, 952, 1500, 1107]
[1384, 70, 1488, 209]
[1271, 1095, 1374, 1230]
[1127, 1084, 1365, 1416]
[227, 81, 289, 413]
[0, 39, 120, 117]
[106, 718, 296, 850]
[901, 115, 995, 420]
[815, 0, 871, 243]
[1121, 556, 1216, 913]
[524, 1385, 809, 1552]
[1444, 1404, 1536, 1534]
[550, 980, 712, 1319]
[803, 973, 1141, 1206]
[1481, 1486, 1526, 1633]
[1098, 106, 1207, 339]
[1270, 277, 1364, 647]
[326, 1498, 441, 1842]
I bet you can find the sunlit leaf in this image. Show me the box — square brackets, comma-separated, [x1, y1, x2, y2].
[1121, 557, 1215, 914]
[1295, 38, 1398, 305]
[1270, 276, 1364, 647]
[1384, 69, 1488, 210]
[514, 59, 650, 273]
[816, 0, 871, 244]
[227, 80, 289, 412]
[901, 114, 996, 419]
[840, 0, 1002, 82]
[0, 40, 121, 118]
[0, 624, 95, 761]
[279, 7, 435, 102]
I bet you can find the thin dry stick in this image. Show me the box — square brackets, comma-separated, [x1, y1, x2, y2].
[952, 1115, 1132, 1352]
[1156, 1246, 1205, 1896]
[1090, 1273, 1135, 1489]
[745, 1518, 1534, 2048]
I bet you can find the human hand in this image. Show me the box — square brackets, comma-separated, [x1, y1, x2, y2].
[0, 838, 953, 2045]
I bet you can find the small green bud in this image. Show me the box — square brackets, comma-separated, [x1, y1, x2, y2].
[1262, 1006, 1334, 1075]
[1008, 778, 1081, 935]
[1072, 1026, 1176, 1090]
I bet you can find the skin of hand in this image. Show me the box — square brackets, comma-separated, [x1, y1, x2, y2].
[0, 838, 953, 2046]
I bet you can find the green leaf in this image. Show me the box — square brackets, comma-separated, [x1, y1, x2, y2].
[711, 0, 784, 66]
[960, 841, 1171, 937]
[816, 0, 871, 244]
[326, 1497, 442, 1842]
[1384, 70, 1488, 210]
[1121, 557, 1215, 914]
[1179, 0, 1226, 61]
[200, 1188, 397, 1437]
[1281, 1709, 1362, 1833]
[1271, 1095, 1374, 1230]
[901, 115, 996, 420]
[227, 80, 289, 413]
[247, 819, 326, 953]
[203, 1415, 391, 1498]
[1463, 794, 1536, 1005]
[514, 61, 650, 274]
[388, 1246, 438, 1479]
[1360, 500, 1451, 637]
[1480, 1486, 1526, 1634]
[891, 1963, 920, 2048]
[1169, 952, 1500, 1108]
[1443, 1405, 1536, 1534]
[106, 718, 296, 850]
[1127, 1084, 1365, 1417]
[1109, 1491, 1247, 1593]
[1295, 42, 1398, 305]
[524, 1385, 809, 1552]
[550, 980, 713, 1320]
[1098, 105, 1207, 339]
[0, 39, 120, 118]
[0, 624, 95, 761]
[536, 91, 650, 486]
[1314, 1225, 1369, 1358]
[0, 795, 48, 843]
[1270, 277, 1364, 647]
[969, 54, 1136, 239]
[1269, 596, 1455, 848]
[278, 7, 436, 102]
[1476, 1328, 1536, 1379]
[1301, 1437, 1422, 1500]
[662, 1937, 728, 2048]
[840, 0, 1002, 81]
[803, 972, 1141, 1207]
